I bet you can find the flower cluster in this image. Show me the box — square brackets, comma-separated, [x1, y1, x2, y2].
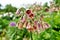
[16, 9, 50, 33]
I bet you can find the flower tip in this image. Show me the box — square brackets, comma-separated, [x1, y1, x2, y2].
[26, 10, 32, 14]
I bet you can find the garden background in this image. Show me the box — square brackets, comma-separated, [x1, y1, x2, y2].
[0, 0, 60, 40]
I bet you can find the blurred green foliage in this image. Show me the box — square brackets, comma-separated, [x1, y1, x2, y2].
[0, 0, 60, 40]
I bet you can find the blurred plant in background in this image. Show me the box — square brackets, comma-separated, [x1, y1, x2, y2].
[0, 0, 60, 40]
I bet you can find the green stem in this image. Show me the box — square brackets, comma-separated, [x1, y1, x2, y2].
[0, 37, 2, 40]
[30, 31, 33, 40]
[50, 13, 54, 40]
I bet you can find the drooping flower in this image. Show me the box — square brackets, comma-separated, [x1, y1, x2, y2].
[26, 23, 31, 29]
[33, 25, 37, 30]
[44, 23, 50, 29]
[34, 21, 38, 25]
[38, 22, 40, 28]
[33, 21, 38, 30]
[9, 22, 16, 27]
[16, 9, 20, 14]
[26, 10, 32, 15]
[25, 22, 28, 26]
[29, 13, 34, 18]
[21, 15, 26, 23]
[17, 22, 23, 29]
[26, 23, 33, 31]
[40, 14, 44, 21]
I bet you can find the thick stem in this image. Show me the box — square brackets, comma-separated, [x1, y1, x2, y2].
[30, 31, 33, 40]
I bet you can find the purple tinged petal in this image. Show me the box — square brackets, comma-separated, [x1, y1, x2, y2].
[38, 23, 40, 28]
[9, 22, 16, 27]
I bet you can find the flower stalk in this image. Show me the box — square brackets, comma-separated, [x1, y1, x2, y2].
[30, 31, 33, 40]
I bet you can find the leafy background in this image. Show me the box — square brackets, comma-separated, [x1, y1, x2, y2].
[0, 0, 60, 40]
